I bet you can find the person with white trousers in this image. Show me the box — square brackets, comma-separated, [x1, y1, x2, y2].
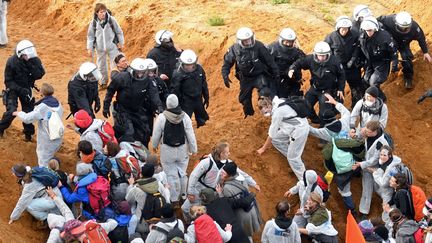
[0, 0, 8, 47]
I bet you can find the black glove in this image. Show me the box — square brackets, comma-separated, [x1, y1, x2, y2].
[418, 90, 432, 104]
[391, 61, 399, 73]
[102, 108, 110, 118]
[157, 106, 164, 114]
[223, 77, 232, 88]
[203, 98, 209, 109]
[94, 102, 101, 113]
[19, 88, 32, 102]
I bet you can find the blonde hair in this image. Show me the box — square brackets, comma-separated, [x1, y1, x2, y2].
[190, 205, 207, 219]
[257, 96, 272, 110]
[41, 83, 54, 96]
[48, 158, 60, 171]
[211, 141, 229, 161]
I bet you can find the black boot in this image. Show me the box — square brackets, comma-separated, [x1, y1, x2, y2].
[342, 196, 356, 211]
[25, 134, 32, 142]
[404, 77, 413, 89]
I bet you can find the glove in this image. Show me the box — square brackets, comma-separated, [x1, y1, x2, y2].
[102, 108, 110, 118]
[346, 57, 356, 69]
[203, 98, 209, 109]
[19, 88, 32, 102]
[157, 106, 164, 114]
[391, 61, 399, 73]
[223, 77, 232, 88]
[418, 90, 432, 104]
[94, 102, 101, 113]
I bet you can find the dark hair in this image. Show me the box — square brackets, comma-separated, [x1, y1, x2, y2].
[78, 140, 93, 155]
[106, 141, 120, 157]
[394, 173, 409, 190]
[389, 208, 405, 238]
[146, 154, 159, 166]
[94, 3, 107, 13]
[12, 163, 32, 183]
[161, 203, 175, 219]
[276, 200, 291, 217]
[369, 217, 384, 227]
[114, 53, 125, 64]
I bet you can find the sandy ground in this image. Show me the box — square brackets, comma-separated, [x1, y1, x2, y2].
[0, 0, 431, 241]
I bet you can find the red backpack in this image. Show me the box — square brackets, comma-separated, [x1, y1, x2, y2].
[98, 121, 117, 147]
[116, 155, 141, 179]
[413, 228, 424, 243]
[410, 185, 427, 221]
[87, 176, 111, 214]
[194, 214, 223, 243]
[81, 220, 111, 243]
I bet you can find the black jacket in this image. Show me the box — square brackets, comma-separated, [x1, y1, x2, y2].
[103, 71, 162, 113]
[146, 45, 182, 81]
[390, 188, 416, 220]
[221, 41, 279, 79]
[359, 29, 398, 66]
[171, 64, 209, 102]
[67, 74, 99, 116]
[289, 54, 346, 91]
[4, 54, 45, 92]
[325, 30, 361, 66]
[267, 41, 305, 80]
[150, 76, 169, 106]
[377, 14, 428, 53]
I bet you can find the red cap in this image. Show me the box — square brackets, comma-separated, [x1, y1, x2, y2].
[74, 110, 93, 129]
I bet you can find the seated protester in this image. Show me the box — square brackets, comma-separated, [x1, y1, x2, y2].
[261, 200, 301, 243]
[421, 198, 432, 243]
[109, 201, 138, 243]
[220, 162, 262, 241]
[383, 173, 415, 221]
[358, 220, 385, 242]
[73, 109, 104, 153]
[105, 141, 130, 202]
[48, 158, 71, 191]
[9, 163, 62, 226]
[200, 188, 251, 243]
[350, 86, 388, 138]
[78, 140, 111, 178]
[284, 170, 323, 228]
[298, 192, 339, 242]
[185, 205, 233, 243]
[145, 203, 185, 243]
[389, 208, 420, 243]
[13, 83, 64, 167]
[58, 162, 97, 220]
[370, 217, 392, 243]
[146, 154, 171, 200]
[125, 163, 170, 239]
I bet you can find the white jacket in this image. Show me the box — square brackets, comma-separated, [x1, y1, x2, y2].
[261, 219, 301, 243]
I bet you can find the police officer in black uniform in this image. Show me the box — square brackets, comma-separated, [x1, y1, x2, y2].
[103, 57, 163, 147]
[171, 49, 209, 128]
[67, 62, 101, 118]
[0, 40, 45, 140]
[147, 29, 182, 89]
[221, 27, 279, 117]
[378, 11, 432, 89]
[267, 28, 305, 98]
[325, 16, 363, 108]
[289, 41, 346, 126]
[351, 5, 373, 33]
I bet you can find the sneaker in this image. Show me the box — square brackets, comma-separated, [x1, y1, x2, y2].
[25, 134, 32, 142]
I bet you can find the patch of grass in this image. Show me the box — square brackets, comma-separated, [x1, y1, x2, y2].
[208, 16, 225, 26]
[270, 0, 290, 5]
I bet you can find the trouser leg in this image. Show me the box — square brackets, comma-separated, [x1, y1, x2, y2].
[359, 170, 374, 214]
[97, 50, 108, 85]
[238, 81, 255, 117]
[305, 88, 319, 123]
[286, 128, 308, 181]
[0, 90, 18, 133]
[19, 94, 35, 136]
[27, 197, 58, 221]
[399, 47, 414, 88]
[0, 2, 7, 45]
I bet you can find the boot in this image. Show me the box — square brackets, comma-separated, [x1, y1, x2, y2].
[342, 196, 356, 211]
[0, 130, 4, 138]
[25, 134, 32, 142]
[404, 77, 413, 89]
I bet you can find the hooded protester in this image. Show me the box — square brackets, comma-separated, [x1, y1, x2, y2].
[257, 96, 309, 181]
[350, 86, 389, 138]
[13, 83, 64, 167]
[384, 173, 415, 221]
[145, 203, 185, 243]
[220, 162, 262, 241]
[73, 109, 104, 153]
[421, 198, 432, 243]
[261, 200, 301, 243]
[77, 140, 110, 178]
[146, 154, 170, 191]
[147, 29, 183, 88]
[86, 3, 125, 88]
[389, 208, 420, 243]
[152, 94, 197, 205]
[9, 164, 62, 226]
[0, 39, 45, 141]
[358, 220, 385, 242]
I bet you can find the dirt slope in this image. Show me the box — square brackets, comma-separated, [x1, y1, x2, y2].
[0, 0, 431, 242]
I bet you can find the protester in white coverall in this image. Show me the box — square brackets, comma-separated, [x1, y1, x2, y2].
[257, 96, 309, 181]
[152, 94, 197, 204]
[14, 83, 63, 167]
[0, 0, 8, 47]
[86, 3, 124, 87]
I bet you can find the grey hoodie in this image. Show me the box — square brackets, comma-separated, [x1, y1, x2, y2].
[395, 219, 419, 243]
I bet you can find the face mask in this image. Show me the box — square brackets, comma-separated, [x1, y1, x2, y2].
[364, 100, 374, 107]
[263, 112, 271, 117]
[379, 159, 385, 165]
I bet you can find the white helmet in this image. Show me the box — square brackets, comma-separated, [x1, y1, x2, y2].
[279, 28, 296, 48]
[395, 11, 412, 33]
[360, 16, 379, 32]
[16, 40, 38, 59]
[155, 30, 173, 45]
[79, 62, 102, 82]
[130, 58, 147, 80]
[143, 58, 158, 77]
[313, 41, 331, 63]
[353, 5, 372, 21]
[335, 16, 352, 30]
[179, 49, 198, 72]
[236, 27, 255, 48]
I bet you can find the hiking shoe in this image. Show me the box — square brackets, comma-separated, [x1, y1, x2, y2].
[404, 77, 413, 89]
[25, 134, 32, 142]
[99, 84, 108, 90]
[0, 130, 4, 138]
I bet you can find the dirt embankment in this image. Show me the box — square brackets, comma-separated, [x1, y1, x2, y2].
[0, 0, 431, 242]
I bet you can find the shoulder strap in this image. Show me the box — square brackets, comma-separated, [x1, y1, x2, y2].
[153, 225, 169, 235]
[198, 158, 214, 188]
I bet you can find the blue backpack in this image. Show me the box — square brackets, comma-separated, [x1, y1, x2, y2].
[31, 167, 59, 188]
[92, 152, 112, 176]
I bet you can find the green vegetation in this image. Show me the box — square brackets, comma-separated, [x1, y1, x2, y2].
[208, 16, 225, 26]
[270, 0, 290, 5]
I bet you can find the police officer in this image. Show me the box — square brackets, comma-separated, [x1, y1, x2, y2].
[103, 58, 163, 147]
[352, 4, 373, 33]
[0, 40, 45, 140]
[267, 28, 306, 98]
[358, 16, 398, 101]
[222, 27, 279, 117]
[143, 58, 169, 106]
[325, 16, 363, 108]
[171, 49, 209, 128]
[147, 30, 182, 88]
[67, 62, 101, 118]
[378, 11, 432, 89]
[288, 41, 346, 126]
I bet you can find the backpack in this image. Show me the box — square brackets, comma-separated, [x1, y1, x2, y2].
[108, 215, 130, 243]
[31, 167, 59, 188]
[163, 119, 186, 147]
[92, 9, 119, 47]
[331, 138, 355, 174]
[225, 180, 255, 212]
[98, 121, 118, 147]
[194, 214, 223, 243]
[409, 185, 427, 222]
[383, 131, 394, 149]
[193, 155, 214, 189]
[87, 176, 111, 214]
[81, 220, 111, 243]
[46, 109, 64, 140]
[154, 221, 185, 243]
[311, 175, 331, 202]
[116, 155, 141, 179]
[92, 153, 112, 177]
[278, 96, 311, 118]
[141, 187, 166, 221]
[392, 164, 414, 185]
[413, 228, 425, 243]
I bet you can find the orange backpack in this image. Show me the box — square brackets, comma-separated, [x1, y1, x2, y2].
[410, 185, 427, 222]
[82, 220, 111, 243]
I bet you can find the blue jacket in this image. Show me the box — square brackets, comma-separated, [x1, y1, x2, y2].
[60, 172, 97, 218]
